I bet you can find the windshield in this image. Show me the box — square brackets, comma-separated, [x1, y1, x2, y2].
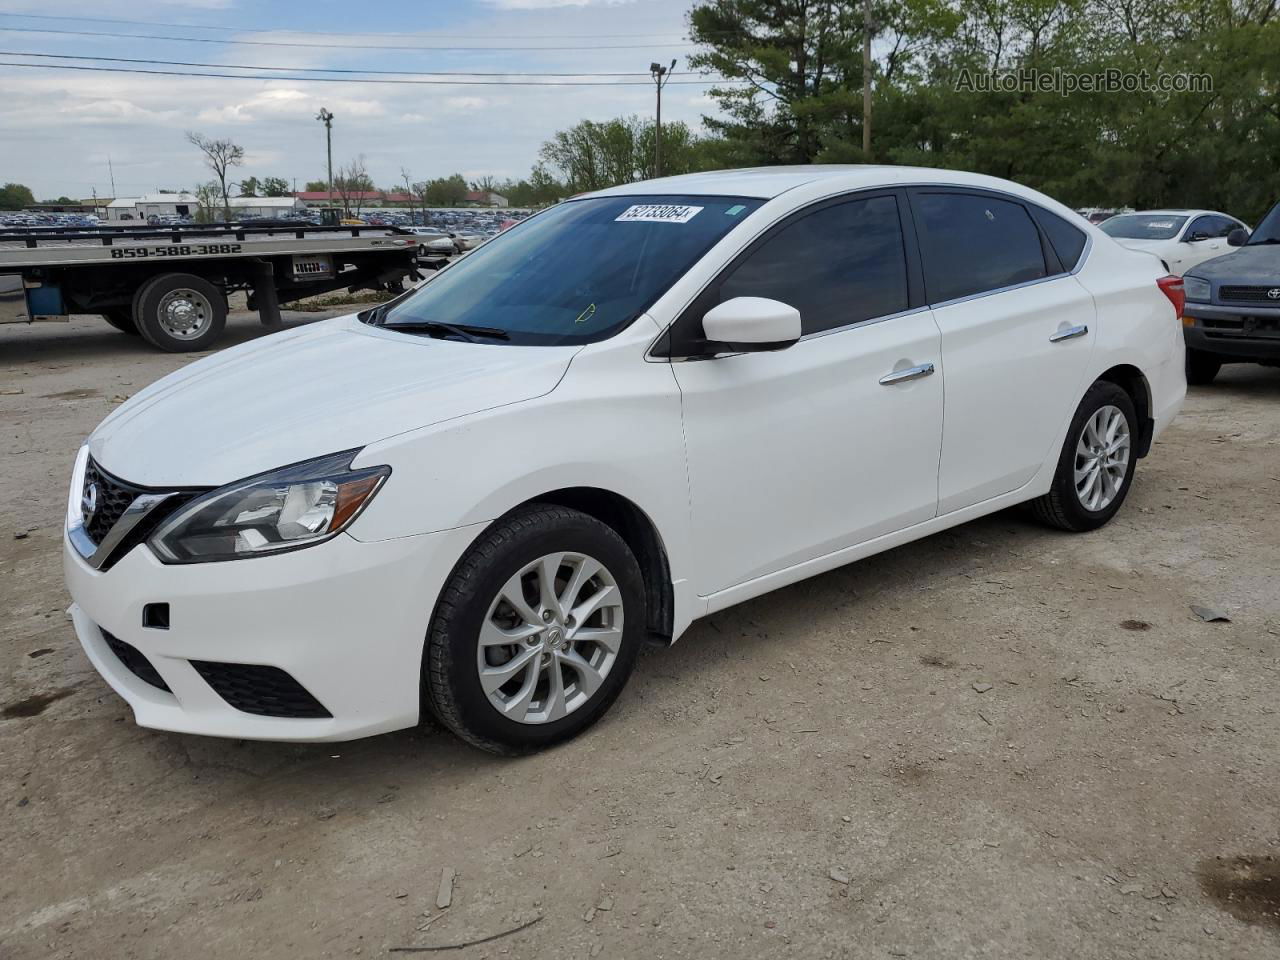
[1246, 201, 1280, 244]
[1100, 214, 1188, 240]
[376, 194, 762, 345]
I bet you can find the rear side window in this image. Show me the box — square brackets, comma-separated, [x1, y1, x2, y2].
[913, 193, 1047, 303]
[717, 194, 910, 335]
[1034, 208, 1088, 271]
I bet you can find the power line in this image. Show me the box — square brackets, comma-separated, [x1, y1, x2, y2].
[0, 25, 700, 52]
[0, 12, 705, 42]
[2, 50, 732, 80]
[0, 60, 734, 87]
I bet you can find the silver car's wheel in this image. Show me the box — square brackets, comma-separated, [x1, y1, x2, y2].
[476, 552, 623, 724]
[1074, 404, 1131, 511]
[156, 287, 215, 341]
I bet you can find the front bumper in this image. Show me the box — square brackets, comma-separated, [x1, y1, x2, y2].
[1183, 303, 1280, 361]
[64, 524, 481, 742]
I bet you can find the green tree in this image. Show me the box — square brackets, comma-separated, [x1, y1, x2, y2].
[0, 182, 36, 210]
[261, 176, 291, 197]
[538, 116, 711, 192]
[423, 174, 469, 207]
[238, 176, 261, 197]
[304, 179, 329, 193]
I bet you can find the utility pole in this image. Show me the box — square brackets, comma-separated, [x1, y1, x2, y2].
[107, 155, 117, 198]
[316, 108, 334, 203]
[649, 59, 677, 178]
[862, 0, 873, 159]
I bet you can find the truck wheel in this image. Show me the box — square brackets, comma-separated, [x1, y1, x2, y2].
[132, 273, 227, 352]
[102, 309, 140, 336]
[1185, 348, 1221, 386]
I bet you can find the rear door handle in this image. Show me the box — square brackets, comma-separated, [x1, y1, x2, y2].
[1049, 324, 1089, 343]
[879, 362, 935, 385]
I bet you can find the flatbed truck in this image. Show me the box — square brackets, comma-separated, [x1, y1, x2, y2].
[0, 223, 421, 351]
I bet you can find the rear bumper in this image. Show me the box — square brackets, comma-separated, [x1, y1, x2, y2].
[64, 523, 481, 742]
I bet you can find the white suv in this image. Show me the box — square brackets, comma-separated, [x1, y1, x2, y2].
[64, 166, 1187, 753]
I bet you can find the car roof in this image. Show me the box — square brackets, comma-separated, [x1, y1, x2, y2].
[1125, 209, 1231, 218]
[582, 165, 1075, 202]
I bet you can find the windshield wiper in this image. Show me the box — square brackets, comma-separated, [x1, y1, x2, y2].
[378, 320, 510, 342]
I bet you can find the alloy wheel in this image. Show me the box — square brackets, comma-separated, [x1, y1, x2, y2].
[476, 552, 624, 724]
[1074, 404, 1131, 511]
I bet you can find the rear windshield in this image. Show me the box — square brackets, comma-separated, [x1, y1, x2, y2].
[377, 194, 762, 345]
[1100, 214, 1188, 240]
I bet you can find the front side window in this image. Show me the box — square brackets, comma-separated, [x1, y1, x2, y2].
[715, 194, 910, 335]
[1187, 215, 1238, 239]
[914, 193, 1047, 303]
[1100, 214, 1188, 240]
[376, 194, 762, 345]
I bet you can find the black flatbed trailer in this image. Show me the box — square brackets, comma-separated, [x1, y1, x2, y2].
[0, 222, 421, 351]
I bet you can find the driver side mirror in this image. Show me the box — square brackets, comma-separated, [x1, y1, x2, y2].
[701, 297, 802, 353]
[1186, 231, 1210, 242]
[1227, 227, 1249, 247]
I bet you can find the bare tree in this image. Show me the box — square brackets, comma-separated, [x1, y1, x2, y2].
[334, 155, 373, 217]
[185, 131, 244, 221]
[400, 167, 416, 221]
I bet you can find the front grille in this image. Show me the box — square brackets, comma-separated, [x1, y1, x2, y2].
[1219, 285, 1280, 304]
[79, 458, 203, 570]
[82, 458, 146, 545]
[101, 629, 171, 692]
[190, 661, 332, 719]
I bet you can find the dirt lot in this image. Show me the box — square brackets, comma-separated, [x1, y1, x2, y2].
[2, 313, 1278, 959]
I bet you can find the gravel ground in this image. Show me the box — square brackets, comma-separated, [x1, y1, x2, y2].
[2, 313, 1279, 959]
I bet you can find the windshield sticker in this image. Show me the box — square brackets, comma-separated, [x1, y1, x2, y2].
[725, 204, 746, 217]
[1147, 221, 1176, 228]
[574, 303, 597, 324]
[616, 204, 703, 224]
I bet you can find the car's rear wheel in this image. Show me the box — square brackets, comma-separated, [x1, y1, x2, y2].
[1186, 348, 1221, 385]
[1030, 381, 1138, 532]
[423, 504, 645, 754]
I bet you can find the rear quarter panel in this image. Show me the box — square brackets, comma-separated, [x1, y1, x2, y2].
[1075, 237, 1187, 440]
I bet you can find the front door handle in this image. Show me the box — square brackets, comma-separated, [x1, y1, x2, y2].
[1049, 324, 1089, 343]
[879, 362, 935, 385]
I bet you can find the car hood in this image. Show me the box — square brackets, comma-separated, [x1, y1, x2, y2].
[1185, 244, 1280, 283]
[88, 315, 578, 487]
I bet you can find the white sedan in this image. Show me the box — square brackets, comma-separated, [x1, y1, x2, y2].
[1100, 209, 1249, 274]
[64, 166, 1186, 753]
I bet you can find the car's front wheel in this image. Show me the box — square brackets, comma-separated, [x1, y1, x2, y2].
[424, 504, 645, 754]
[1030, 380, 1138, 532]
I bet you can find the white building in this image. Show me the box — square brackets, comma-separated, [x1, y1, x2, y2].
[105, 193, 199, 222]
[228, 196, 306, 218]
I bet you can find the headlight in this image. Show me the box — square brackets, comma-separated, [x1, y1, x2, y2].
[149, 450, 389, 563]
[1183, 276, 1211, 302]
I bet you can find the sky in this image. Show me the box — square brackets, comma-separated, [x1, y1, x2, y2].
[0, 0, 720, 200]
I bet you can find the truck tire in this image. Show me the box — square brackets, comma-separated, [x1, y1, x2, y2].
[102, 309, 141, 336]
[132, 273, 227, 352]
[1185, 348, 1221, 386]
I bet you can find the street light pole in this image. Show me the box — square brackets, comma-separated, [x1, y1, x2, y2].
[649, 59, 677, 178]
[316, 108, 334, 204]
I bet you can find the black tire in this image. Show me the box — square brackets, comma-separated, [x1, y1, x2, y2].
[102, 309, 141, 336]
[1185, 348, 1221, 386]
[424, 504, 646, 755]
[132, 273, 227, 352]
[1030, 380, 1139, 532]
[417, 244, 427, 259]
